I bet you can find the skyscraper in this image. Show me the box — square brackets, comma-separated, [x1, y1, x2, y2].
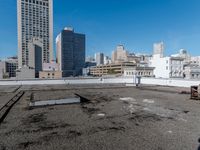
[153, 42, 164, 57]
[112, 45, 129, 64]
[28, 38, 43, 77]
[17, 0, 53, 68]
[95, 53, 104, 66]
[56, 27, 85, 77]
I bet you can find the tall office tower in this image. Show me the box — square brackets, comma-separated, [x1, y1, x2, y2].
[56, 27, 85, 77]
[28, 38, 43, 77]
[153, 42, 164, 57]
[112, 45, 129, 64]
[95, 53, 104, 66]
[17, 0, 53, 68]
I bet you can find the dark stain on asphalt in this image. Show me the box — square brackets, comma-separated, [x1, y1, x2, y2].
[18, 141, 41, 149]
[81, 104, 100, 116]
[183, 110, 190, 114]
[40, 130, 82, 142]
[90, 126, 126, 134]
[0, 145, 6, 150]
[37, 122, 71, 132]
[129, 111, 162, 123]
[23, 113, 47, 124]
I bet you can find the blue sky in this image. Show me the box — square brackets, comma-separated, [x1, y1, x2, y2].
[0, 0, 200, 59]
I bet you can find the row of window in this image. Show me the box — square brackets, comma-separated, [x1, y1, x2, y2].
[21, 32, 49, 36]
[21, 21, 49, 25]
[166, 60, 183, 65]
[21, 17, 49, 21]
[126, 71, 152, 76]
[166, 66, 183, 70]
[21, 13, 49, 18]
[21, 7, 49, 12]
[191, 74, 200, 78]
[21, 0, 49, 7]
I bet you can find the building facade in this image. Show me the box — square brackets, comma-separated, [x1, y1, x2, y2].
[153, 42, 164, 57]
[112, 45, 129, 64]
[16, 66, 35, 80]
[86, 56, 95, 62]
[127, 54, 141, 64]
[56, 27, 85, 77]
[17, 0, 53, 67]
[95, 53, 104, 66]
[170, 57, 184, 78]
[39, 62, 62, 79]
[0, 62, 3, 79]
[184, 64, 200, 79]
[124, 67, 155, 77]
[191, 56, 200, 65]
[150, 54, 184, 78]
[39, 71, 62, 79]
[0, 58, 18, 79]
[0, 61, 7, 79]
[28, 38, 43, 77]
[89, 62, 136, 76]
[104, 56, 112, 65]
[150, 42, 184, 78]
[171, 49, 191, 64]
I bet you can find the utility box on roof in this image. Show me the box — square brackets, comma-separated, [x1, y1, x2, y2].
[191, 86, 200, 100]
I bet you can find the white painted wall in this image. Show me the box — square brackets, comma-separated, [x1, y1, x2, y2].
[0, 77, 200, 88]
[150, 54, 170, 78]
[141, 78, 200, 87]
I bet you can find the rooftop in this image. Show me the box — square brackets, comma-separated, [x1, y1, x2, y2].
[0, 84, 200, 150]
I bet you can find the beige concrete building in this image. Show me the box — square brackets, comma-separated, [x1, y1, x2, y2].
[127, 55, 141, 63]
[39, 71, 62, 79]
[89, 62, 136, 76]
[17, 0, 53, 67]
[112, 45, 129, 64]
[16, 66, 35, 80]
[124, 67, 155, 77]
[0, 61, 6, 79]
[39, 62, 62, 79]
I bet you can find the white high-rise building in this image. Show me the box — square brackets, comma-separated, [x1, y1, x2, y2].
[153, 42, 164, 57]
[17, 0, 53, 67]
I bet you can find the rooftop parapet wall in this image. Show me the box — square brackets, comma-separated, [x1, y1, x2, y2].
[0, 77, 200, 87]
